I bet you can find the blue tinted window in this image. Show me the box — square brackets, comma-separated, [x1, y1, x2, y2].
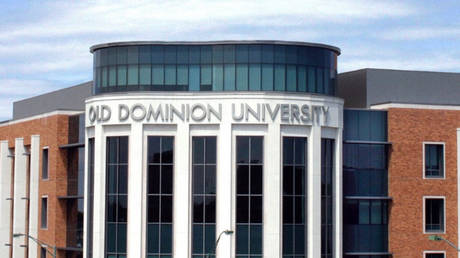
[189, 65, 200, 91]
[94, 43, 338, 95]
[274, 64, 285, 91]
[236, 136, 263, 257]
[249, 64, 261, 91]
[139, 46, 151, 64]
[236, 64, 249, 91]
[147, 136, 174, 257]
[177, 46, 189, 64]
[224, 64, 236, 91]
[212, 64, 223, 91]
[201, 65, 212, 86]
[177, 65, 188, 86]
[105, 137, 128, 258]
[261, 64, 273, 91]
[192, 137, 217, 257]
[286, 65, 296, 91]
[152, 65, 164, 85]
[127, 46, 138, 64]
[164, 46, 176, 64]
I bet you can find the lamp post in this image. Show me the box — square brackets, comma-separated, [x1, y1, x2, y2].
[428, 235, 460, 252]
[206, 229, 234, 258]
[13, 233, 57, 258]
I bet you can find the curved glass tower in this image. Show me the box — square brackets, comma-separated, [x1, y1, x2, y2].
[91, 41, 339, 95]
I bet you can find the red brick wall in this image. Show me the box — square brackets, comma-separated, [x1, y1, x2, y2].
[388, 108, 460, 257]
[0, 114, 72, 258]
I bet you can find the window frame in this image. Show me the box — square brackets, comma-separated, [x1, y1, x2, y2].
[190, 135, 218, 257]
[42, 147, 49, 180]
[423, 142, 445, 179]
[423, 250, 446, 258]
[41, 196, 48, 229]
[232, 132, 265, 258]
[142, 130, 176, 258]
[281, 136, 308, 257]
[423, 196, 446, 234]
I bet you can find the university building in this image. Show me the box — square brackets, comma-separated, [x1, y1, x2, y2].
[0, 41, 460, 258]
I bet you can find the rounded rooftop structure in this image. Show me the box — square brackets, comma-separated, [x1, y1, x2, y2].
[91, 40, 340, 96]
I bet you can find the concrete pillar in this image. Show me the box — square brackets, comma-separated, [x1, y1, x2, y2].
[12, 138, 27, 258]
[173, 123, 191, 257]
[334, 129, 343, 258]
[91, 125, 105, 258]
[28, 136, 40, 258]
[216, 122, 232, 258]
[264, 123, 281, 257]
[0, 140, 12, 257]
[308, 126, 321, 258]
[127, 123, 143, 257]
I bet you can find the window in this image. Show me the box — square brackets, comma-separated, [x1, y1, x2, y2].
[283, 137, 307, 257]
[321, 139, 334, 258]
[42, 148, 48, 179]
[40, 247, 46, 258]
[236, 136, 263, 258]
[146, 136, 174, 257]
[425, 253, 445, 258]
[192, 136, 217, 258]
[425, 198, 444, 233]
[105, 136, 128, 258]
[41, 197, 48, 228]
[424, 143, 444, 178]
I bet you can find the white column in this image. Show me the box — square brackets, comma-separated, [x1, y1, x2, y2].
[92, 125, 105, 258]
[308, 126, 321, 257]
[0, 140, 12, 257]
[173, 123, 190, 257]
[334, 129, 343, 258]
[264, 123, 281, 256]
[12, 138, 27, 258]
[216, 123, 232, 258]
[28, 136, 40, 258]
[127, 123, 144, 257]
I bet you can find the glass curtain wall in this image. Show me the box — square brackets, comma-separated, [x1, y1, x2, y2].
[146, 136, 174, 258]
[192, 137, 217, 258]
[236, 136, 263, 258]
[282, 137, 307, 257]
[105, 136, 129, 258]
[93, 44, 337, 96]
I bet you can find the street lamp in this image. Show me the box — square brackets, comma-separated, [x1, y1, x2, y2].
[206, 229, 234, 258]
[428, 235, 460, 252]
[13, 233, 57, 258]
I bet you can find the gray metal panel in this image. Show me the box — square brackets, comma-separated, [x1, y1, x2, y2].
[12, 81, 93, 120]
[336, 69, 367, 108]
[366, 69, 460, 107]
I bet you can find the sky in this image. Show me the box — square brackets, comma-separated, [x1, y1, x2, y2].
[0, 0, 459, 121]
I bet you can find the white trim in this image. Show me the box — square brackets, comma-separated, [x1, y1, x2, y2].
[423, 196, 446, 234]
[371, 103, 460, 111]
[422, 142, 446, 180]
[0, 110, 83, 127]
[423, 250, 446, 257]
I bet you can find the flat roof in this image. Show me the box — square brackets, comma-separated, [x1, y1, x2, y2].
[90, 40, 341, 55]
